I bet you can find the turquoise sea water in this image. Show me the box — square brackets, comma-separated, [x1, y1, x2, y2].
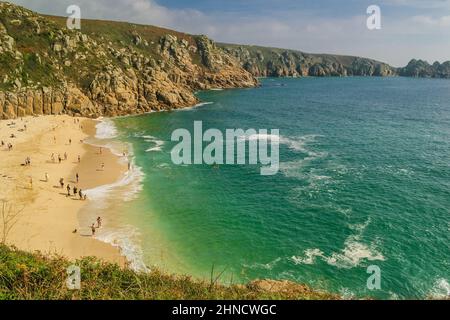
[111, 77, 449, 299]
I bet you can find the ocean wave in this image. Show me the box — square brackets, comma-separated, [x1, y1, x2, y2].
[292, 219, 385, 269]
[243, 257, 282, 271]
[132, 133, 166, 153]
[194, 101, 214, 108]
[80, 119, 146, 271]
[95, 225, 148, 272]
[291, 249, 324, 265]
[95, 118, 118, 139]
[84, 158, 144, 204]
[324, 236, 385, 269]
[143, 135, 165, 152]
[428, 278, 450, 299]
[280, 134, 322, 154]
[176, 101, 214, 112]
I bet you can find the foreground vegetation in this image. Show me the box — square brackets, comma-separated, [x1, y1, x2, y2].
[0, 245, 338, 300]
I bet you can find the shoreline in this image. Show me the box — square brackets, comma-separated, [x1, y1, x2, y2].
[0, 115, 127, 266]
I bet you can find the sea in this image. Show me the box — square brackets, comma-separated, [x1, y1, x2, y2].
[81, 77, 450, 299]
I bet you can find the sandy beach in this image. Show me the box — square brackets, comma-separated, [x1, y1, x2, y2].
[0, 115, 126, 265]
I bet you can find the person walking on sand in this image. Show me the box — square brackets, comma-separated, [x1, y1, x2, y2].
[73, 185, 78, 195]
[76, 173, 79, 183]
[79, 189, 83, 200]
[91, 223, 96, 236]
[45, 172, 49, 182]
[77, 155, 81, 163]
[59, 178, 64, 188]
[96, 217, 102, 228]
[58, 154, 62, 164]
[67, 184, 71, 196]
[69, 138, 72, 145]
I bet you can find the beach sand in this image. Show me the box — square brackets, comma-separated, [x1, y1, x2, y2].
[0, 115, 126, 265]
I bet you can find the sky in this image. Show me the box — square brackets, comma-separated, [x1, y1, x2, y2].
[9, 0, 450, 67]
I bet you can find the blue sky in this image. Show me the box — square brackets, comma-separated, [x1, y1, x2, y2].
[10, 0, 450, 66]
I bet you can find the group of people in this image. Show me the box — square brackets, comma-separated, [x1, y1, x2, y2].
[1, 140, 13, 151]
[90, 217, 102, 236]
[59, 175, 86, 200]
[50, 152, 68, 163]
[24, 156, 31, 166]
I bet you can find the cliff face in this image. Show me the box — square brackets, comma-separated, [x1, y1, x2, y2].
[398, 59, 450, 78]
[219, 44, 397, 77]
[0, 2, 257, 119]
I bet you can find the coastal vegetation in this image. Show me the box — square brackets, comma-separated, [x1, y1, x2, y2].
[0, 244, 338, 300]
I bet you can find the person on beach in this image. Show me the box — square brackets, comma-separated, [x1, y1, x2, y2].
[69, 138, 72, 145]
[1, 140, 4, 147]
[77, 155, 81, 163]
[91, 223, 96, 236]
[96, 217, 102, 228]
[99, 147, 102, 155]
[29, 177, 33, 189]
[58, 154, 62, 163]
[76, 173, 79, 183]
[128, 162, 131, 171]
[59, 178, 64, 188]
[67, 184, 71, 196]
[53, 136, 56, 144]
[79, 189, 83, 200]
[45, 172, 49, 182]
[73, 186, 78, 195]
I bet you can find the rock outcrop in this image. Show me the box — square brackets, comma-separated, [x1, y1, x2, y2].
[0, 2, 257, 119]
[398, 59, 450, 78]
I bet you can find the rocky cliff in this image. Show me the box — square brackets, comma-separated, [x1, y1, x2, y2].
[1, 2, 449, 119]
[398, 59, 450, 78]
[0, 2, 257, 119]
[219, 44, 397, 77]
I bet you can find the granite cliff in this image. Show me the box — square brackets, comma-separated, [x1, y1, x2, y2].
[1, 2, 449, 120]
[0, 2, 257, 119]
[398, 59, 450, 78]
[219, 44, 450, 79]
[219, 44, 397, 77]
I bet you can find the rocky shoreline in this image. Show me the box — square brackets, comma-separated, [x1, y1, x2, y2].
[0, 1, 449, 120]
[0, 2, 257, 119]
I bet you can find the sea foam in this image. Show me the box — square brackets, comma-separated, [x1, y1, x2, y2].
[81, 118, 146, 271]
[291, 219, 385, 269]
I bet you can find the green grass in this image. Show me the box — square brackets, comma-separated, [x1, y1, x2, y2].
[0, 244, 339, 300]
